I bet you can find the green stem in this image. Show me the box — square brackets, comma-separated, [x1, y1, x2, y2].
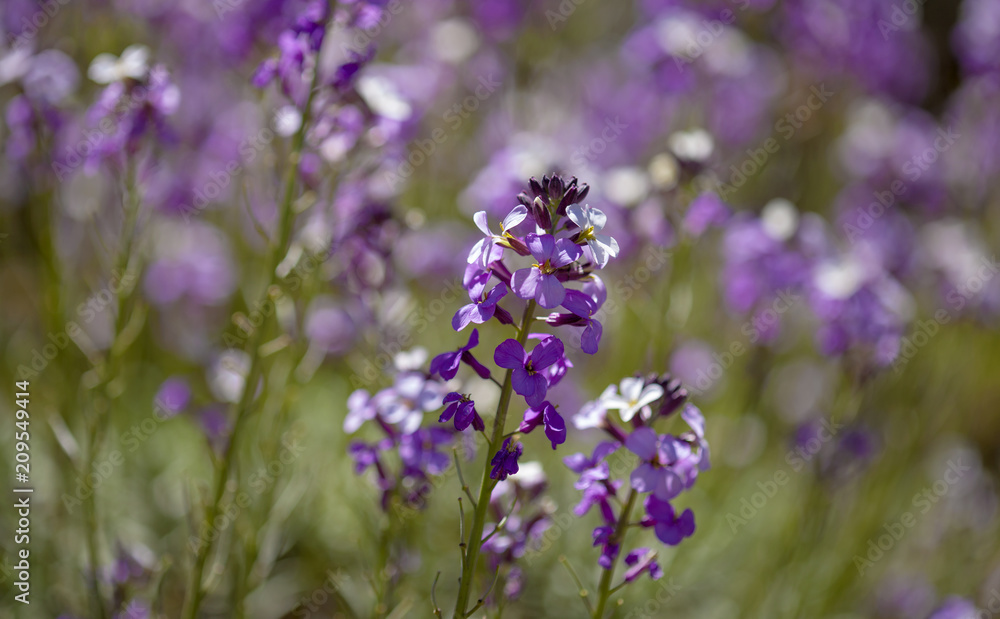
[181, 71, 319, 619]
[82, 161, 143, 619]
[453, 300, 536, 618]
[592, 488, 639, 619]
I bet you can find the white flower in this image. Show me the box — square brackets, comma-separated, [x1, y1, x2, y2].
[87, 45, 149, 84]
[604, 377, 664, 422]
[566, 204, 619, 268]
[357, 74, 412, 121]
[467, 206, 528, 268]
[573, 384, 618, 430]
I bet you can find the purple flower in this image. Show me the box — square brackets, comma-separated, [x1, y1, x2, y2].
[683, 192, 730, 237]
[642, 495, 695, 546]
[430, 328, 492, 380]
[564, 441, 621, 520]
[517, 401, 567, 449]
[490, 437, 523, 480]
[549, 289, 604, 354]
[592, 525, 619, 569]
[623, 548, 663, 582]
[468, 207, 527, 268]
[380, 373, 445, 434]
[399, 428, 452, 478]
[928, 597, 979, 619]
[155, 377, 190, 415]
[453, 275, 509, 331]
[439, 392, 485, 432]
[493, 336, 565, 407]
[511, 234, 582, 308]
[626, 427, 685, 500]
[348, 441, 387, 476]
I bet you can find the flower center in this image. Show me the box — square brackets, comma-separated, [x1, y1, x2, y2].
[534, 259, 556, 274]
[579, 226, 596, 241]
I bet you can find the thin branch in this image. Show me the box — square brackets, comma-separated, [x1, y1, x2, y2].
[430, 572, 443, 618]
[481, 495, 519, 545]
[464, 567, 501, 617]
[559, 555, 594, 614]
[454, 448, 478, 509]
[458, 498, 467, 569]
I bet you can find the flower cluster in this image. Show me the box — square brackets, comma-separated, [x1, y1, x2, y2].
[344, 355, 456, 510]
[565, 373, 708, 578]
[433, 174, 619, 465]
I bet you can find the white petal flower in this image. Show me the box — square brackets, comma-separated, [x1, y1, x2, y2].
[467, 206, 527, 267]
[573, 384, 618, 429]
[604, 377, 665, 422]
[567, 204, 619, 268]
[88, 45, 149, 84]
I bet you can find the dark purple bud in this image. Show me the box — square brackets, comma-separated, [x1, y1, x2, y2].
[517, 192, 532, 207]
[559, 187, 578, 210]
[490, 261, 513, 286]
[531, 196, 552, 230]
[494, 305, 514, 325]
[529, 177, 543, 197]
[503, 235, 532, 256]
[461, 350, 492, 379]
[548, 175, 564, 201]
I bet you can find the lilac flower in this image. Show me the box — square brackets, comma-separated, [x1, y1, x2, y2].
[439, 392, 485, 432]
[592, 525, 619, 569]
[573, 384, 618, 430]
[493, 336, 565, 407]
[566, 204, 619, 268]
[430, 328, 492, 380]
[468, 206, 528, 268]
[380, 373, 445, 434]
[604, 377, 665, 422]
[399, 428, 452, 478]
[490, 437, 523, 480]
[927, 597, 979, 619]
[155, 377, 190, 415]
[683, 192, 730, 237]
[564, 441, 621, 520]
[518, 401, 567, 449]
[642, 495, 695, 546]
[548, 289, 604, 354]
[344, 389, 378, 433]
[452, 274, 509, 331]
[511, 234, 582, 308]
[626, 427, 685, 500]
[623, 548, 663, 582]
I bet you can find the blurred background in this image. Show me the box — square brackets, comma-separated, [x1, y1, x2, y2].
[1, 0, 999, 617]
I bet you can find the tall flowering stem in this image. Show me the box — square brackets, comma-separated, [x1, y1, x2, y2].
[592, 488, 638, 619]
[180, 61, 322, 619]
[453, 300, 536, 617]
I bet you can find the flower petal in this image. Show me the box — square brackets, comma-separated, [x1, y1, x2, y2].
[551, 238, 583, 267]
[511, 267, 541, 300]
[625, 427, 658, 459]
[536, 274, 566, 308]
[529, 336, 565, 370]
[501, 205, 528, 231]
[543, 406, 566, 449]
[525, 233, 555, 262]
[630, 462, 660, 493]
[493, 339, 526, 369]
[473, 210, 491, 236]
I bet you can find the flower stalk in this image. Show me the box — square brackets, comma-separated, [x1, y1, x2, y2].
[592, 488, 639, 619]
[453, 299, 536, 618]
